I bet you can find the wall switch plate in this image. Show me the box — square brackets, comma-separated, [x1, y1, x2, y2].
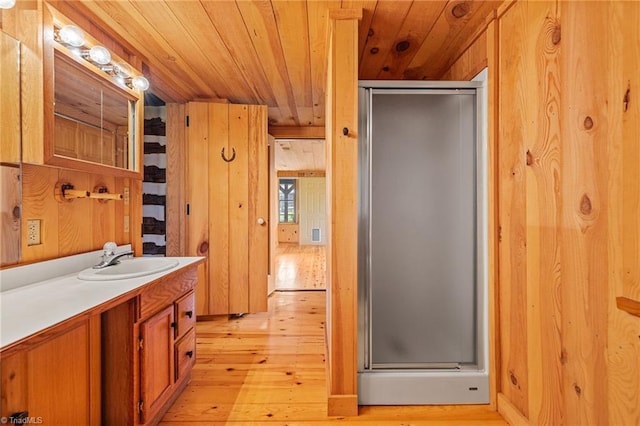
[27, 219, 42, 246]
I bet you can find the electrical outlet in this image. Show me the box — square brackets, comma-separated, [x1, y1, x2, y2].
[27, 219, 42, 246]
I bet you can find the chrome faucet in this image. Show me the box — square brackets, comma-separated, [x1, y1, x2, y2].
[93, 242, 134, 269]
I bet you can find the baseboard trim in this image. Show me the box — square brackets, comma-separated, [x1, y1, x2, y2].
[328, 394, 358, 417]
[497, 392, 529, 425]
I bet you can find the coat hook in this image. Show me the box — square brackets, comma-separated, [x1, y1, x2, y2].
[221, 147, 236, 162]
[343, 127, 349, 136]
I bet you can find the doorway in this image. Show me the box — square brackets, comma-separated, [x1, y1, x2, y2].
[270, 139, 327, 292]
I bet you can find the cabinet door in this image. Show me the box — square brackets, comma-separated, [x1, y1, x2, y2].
[140, 305, 174, 424]
[1, 320, 99, 425]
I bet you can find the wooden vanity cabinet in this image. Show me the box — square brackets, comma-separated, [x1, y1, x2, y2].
[103, 266, 198, 426]
[0, 316, 101, 425]
[0, 264, 200, 426]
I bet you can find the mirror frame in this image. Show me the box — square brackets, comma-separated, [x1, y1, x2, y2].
[42, 4, 143, 179]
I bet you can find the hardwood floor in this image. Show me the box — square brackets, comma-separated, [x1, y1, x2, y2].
[160, 292, 507, 425]
[275, 244, 326, 291]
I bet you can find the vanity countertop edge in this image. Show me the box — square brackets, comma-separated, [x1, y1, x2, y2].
[0, 256, 205, 352]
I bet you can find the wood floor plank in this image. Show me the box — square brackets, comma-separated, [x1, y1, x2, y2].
[160, 292, 506, 425]
[275, 244, 326, 290]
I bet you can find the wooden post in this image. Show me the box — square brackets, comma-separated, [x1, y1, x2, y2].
[325, 8, 361, 417]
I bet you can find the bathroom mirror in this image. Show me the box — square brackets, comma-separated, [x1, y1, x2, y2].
[53, 49, 136, 172]
[1, 31, 22, 266]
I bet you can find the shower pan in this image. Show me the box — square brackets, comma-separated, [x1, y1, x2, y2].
[357, 77, 488, 405]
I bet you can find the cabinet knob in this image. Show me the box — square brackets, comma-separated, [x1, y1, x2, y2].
[257, 217, 266, 225]
[186, 350, 194, 359]
[171, 322, 177, 329]
[186, 310, 193, 318]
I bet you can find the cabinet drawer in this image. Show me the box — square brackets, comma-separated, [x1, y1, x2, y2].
[175, 291, 196, 339]
[140, 268, 197, 319]
[174, 329, 196, 383]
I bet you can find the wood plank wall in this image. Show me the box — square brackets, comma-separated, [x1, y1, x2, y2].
[20, 164, 134, 263]
[442, 0, 640, 424]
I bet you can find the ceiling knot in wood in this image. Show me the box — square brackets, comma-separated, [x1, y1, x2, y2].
[395, 40, 410, 52]
[451, 2, 471, 19]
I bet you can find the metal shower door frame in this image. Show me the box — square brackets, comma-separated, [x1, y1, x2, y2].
[357, 79, 489, 404]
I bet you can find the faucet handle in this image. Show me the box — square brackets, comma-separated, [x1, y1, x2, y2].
[103, 241, 117, 256]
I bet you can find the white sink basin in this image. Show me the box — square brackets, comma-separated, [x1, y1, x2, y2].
[78, 258, 180, 281]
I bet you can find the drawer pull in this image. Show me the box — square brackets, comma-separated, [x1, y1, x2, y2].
[171, 322, 177, 329]
[186, 310, 193, 318]
[186, 350, 194, 359]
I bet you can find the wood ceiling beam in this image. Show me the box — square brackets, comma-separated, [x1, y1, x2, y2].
[268, 126, 325, 139]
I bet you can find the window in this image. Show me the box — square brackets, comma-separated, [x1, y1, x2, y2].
[279, 178, 296, 223]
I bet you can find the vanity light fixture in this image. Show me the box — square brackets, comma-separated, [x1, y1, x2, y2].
[54, 22, 150, 91]
[131, 76, 150, 91]
[84, 45, 111, 65]
[57, 25, 85, 47]
[0, 0, 16, 9]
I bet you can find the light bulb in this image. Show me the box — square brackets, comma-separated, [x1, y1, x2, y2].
[58, 25, 85, 47]
[131, 76, 150, 91]
[0, 0, 16, 9]
[88, 46, 111, 65]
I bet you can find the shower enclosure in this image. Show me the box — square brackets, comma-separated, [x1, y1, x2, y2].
[357, 78, 488, 405]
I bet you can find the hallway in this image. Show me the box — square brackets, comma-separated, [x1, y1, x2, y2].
[275, 244, 326, 291]
[160, 291, 506, 425]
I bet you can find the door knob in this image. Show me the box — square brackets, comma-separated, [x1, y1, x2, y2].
[257, 217, 266, 225]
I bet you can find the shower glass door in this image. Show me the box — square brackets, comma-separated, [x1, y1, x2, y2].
[358, 80, 488, 405]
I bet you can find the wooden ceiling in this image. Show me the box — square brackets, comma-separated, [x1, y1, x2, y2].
[66, 0, 501, 128]
[275, 139, 325, 171]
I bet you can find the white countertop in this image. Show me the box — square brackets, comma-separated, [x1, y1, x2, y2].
[0, 255, 203, 350]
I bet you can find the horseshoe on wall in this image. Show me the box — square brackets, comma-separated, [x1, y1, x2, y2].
[221, 147, 236, 162]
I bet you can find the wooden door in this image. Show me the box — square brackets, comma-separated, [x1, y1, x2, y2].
[139, 305, 174, 424]
[187, 102, 269, 315]
[228, 104, 269, 314]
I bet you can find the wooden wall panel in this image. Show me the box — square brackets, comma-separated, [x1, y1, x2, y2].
[90, 175, 116, 250]
[0, 31, 21, 164]
[523, 3, 563, 424]
[496, 1, 529, 416]
[620, 3, 640, 304]
[559, 3, 609, 424]
[278, 224, 299, 243]
[0, 166, 21, 266]
[490, 0, 640, 424]
[607, 3, 640, 425]
[21, 164, 60, 263]
[441, 31, 488, 82]
[165, 103, 186, 257]
[19, 163, 137, 265]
